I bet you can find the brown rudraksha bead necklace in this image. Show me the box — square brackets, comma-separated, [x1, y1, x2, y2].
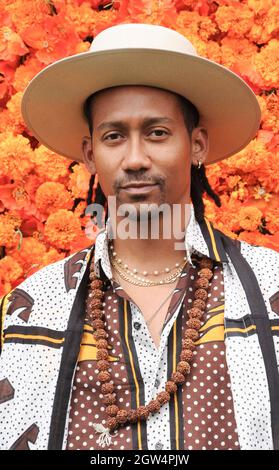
[89, 255, 214, 448]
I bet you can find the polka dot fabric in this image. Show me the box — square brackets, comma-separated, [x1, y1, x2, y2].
[66, 252, 240, 450]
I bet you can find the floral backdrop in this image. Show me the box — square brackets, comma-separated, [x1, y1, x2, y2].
[0, 0, 278, 296]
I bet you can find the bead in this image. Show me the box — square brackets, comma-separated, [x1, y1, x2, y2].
[199, 258, 214, 269]
[103, 393, 116, 405]
[89, 270, 98, 281]
[97, 359, 110, 371]
[194, 277, 209, 289]
[193, 299, 206, 310]
[97, 339, 108, 349]
[92, 319, 105, 330]
[147, 399, 161, 414]
[180, 349, 194, 362]
[98, 370, 111, 382]
[157, 391, 170, 404]
[117, 259, 122, 264]
[194, 288, 208, 301]
[165, 268, 170, 273]
[127, 410, 138, 423]
[124, 264, 128, 269]
[182, 338, 196, 350]
[184, 328, 199, 341]
[101, 382, 114, 394]
[186, 318, 202, 330]
[116, 410, 128, 424]
[143, 271, 148, 276]
[107, 417, 118, 431]
[91, 289, 104, 300]
[137, 406, 149, 420]
[165, 381, 178, 394]
[90, 279, 103, 289]
[91, 309, 104, 320]
[96, 349, 109, 360]
[93, 328, 108, 340]
[106, 405, 119, 417]
[177, 361, 191, 375]
[187, 307, 203, 319]
[171, 371, 185, 384]
[89, 298, 103, 309]
[154, 270, 159, 275]
[198, 268, 213, 280]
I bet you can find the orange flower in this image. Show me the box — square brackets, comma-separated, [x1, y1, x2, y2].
[44, 209, 82, 250]
[0, 26, 29, 62]
[6, 236, 47, 274]
[13, 56, 44, 93]
[68, 163, 91, 200]
[35, 182, 73, 218]
[32, 146, 70, 183]
[257, 93, 279, 133]
[254, 39, 279, 88]
[215, 4, 254, 38]
[0, 255, 23, 296]
[239, 206, 263, 231]
[0, 133, 34, 181]
[0, 213, 21, 248]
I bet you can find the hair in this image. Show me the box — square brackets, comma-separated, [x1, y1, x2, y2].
[83, 87, 221, 223]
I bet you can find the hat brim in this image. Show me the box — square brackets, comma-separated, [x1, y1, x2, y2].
[21, 48, 261, 165]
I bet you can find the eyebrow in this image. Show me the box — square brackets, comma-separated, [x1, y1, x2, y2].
[96, 117, 175, 132]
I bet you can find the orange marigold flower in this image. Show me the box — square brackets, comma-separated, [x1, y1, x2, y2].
[0, 213, 21, 248]
[239, 206, 263, 231]
[68, 164, 91, 199]
[257, 93, 279, 133]
[0, 26, 29, 62]
[0, 255, 23, 283]
[6, 236, 47, 273]
[13, 56, 44, 93]
[44, 209, 82, 250]
[0, 133, 34, 181]
[32, 146, 70, 183]
[215, 4, 254, 38]
[220, 37, 257, 68]
[35, 182, 73, 218]
[5, 91, 26, 134]
[247, 1, 278, 43]
[254, 39, 279, 88]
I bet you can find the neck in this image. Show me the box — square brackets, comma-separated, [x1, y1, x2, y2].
[106, 202, 191, 272]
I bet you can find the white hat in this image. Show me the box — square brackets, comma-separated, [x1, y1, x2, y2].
[21, 22, 261, 165]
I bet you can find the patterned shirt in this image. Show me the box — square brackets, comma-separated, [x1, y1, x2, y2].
[66, 208, 240, 450]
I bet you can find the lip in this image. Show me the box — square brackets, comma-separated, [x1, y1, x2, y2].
[120, 183, 158, 193]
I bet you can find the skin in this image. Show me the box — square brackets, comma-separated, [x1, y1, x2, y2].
[82, 85, 209, 276]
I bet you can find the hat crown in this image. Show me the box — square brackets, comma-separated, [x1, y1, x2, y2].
[90, 23, 198, 56]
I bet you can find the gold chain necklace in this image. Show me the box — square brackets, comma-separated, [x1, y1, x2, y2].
[110, 254, 187, 286]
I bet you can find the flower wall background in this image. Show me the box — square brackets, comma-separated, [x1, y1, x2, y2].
[0, 0, 278, 296]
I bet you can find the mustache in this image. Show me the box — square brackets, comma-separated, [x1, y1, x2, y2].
[113, 174, 166, 192]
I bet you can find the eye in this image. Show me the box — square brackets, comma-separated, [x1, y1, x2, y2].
[149, 129, 168, 137]
[104, 132, 122, 141]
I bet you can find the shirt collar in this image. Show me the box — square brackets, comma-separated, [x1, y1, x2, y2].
[93, 204, 228, 280]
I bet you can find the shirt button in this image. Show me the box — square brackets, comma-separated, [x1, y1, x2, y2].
[154, 379, 160, 388]
[134, 322, 141, 330]
[155, 441, 163, 450]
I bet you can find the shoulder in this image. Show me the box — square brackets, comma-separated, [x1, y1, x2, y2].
[0, 245, 94, 335]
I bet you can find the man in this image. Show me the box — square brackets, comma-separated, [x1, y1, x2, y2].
[0, 23, 278, 451]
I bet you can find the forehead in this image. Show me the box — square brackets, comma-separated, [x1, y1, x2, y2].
[90, 85, 181, 119]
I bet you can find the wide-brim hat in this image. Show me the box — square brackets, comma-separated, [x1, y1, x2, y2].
[21, 23, 261, 165]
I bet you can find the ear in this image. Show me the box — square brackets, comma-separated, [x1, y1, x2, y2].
[190, 126, 209, 167]
[82, 136, 96, 174]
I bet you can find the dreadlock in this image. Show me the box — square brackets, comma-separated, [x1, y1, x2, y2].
[83, 88, 221, 223]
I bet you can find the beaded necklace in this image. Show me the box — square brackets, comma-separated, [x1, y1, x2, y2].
[88, 255, 214, 448]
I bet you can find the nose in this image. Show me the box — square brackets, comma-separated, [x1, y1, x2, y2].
[120, 135, 152, 172]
